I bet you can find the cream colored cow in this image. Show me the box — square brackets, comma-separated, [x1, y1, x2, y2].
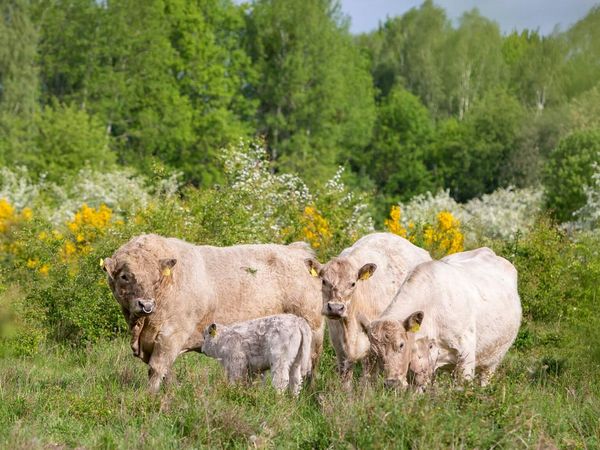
[103, 234, 324, 393]
[305, 232, 431, 387]
[365, 247, 521, 389]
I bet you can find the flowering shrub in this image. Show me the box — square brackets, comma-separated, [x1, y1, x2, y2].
[575, 163, 600, 229]
[385, 206, 463, 258]
[395, 187, 543, 245]
[301, 206, 332, 249]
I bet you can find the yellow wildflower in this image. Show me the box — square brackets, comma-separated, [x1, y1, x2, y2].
[384, 205, 407, 238]
[21, 207, 33, 221]
[39, 264, 50, 276]
[302, 205, 332, 250]
[38, 231, 49, 241]
[27, 258, 39, 269]
[0, 198, 15, 233]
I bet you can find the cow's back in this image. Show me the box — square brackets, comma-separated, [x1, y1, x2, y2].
[196, 242, 322, 329]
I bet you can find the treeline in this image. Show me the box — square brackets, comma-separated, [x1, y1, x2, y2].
[1, 0, 599, 219]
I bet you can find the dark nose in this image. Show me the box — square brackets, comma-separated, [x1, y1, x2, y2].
[137, 299, 155, 314]
[327, 302, 346, 316]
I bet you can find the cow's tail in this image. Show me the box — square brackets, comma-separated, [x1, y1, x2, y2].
[297, 319, 313, 379]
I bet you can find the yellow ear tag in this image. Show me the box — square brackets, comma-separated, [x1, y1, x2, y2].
[359, 271, 371, 281]
[310, 267, 318, 277]
[99, 258, 104, 268]
[409, 324, 420, 333]
[209, 327, 217, 337]
[162, 267, 171, 277]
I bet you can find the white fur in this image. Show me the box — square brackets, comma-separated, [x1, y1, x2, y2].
[202, 314, 313, 396]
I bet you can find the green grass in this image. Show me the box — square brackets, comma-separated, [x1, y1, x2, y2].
[1, 325, 599, 449]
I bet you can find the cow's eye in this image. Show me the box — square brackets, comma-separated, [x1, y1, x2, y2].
[399, 342, 404, 349]
[351, 282, 356, 288]
[120, 273, 129, 282]
[429, 343, 434, 349]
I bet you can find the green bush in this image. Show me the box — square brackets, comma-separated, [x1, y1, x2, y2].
[544, 129, 600, 221]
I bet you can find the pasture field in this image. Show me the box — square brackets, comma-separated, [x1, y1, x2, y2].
[1, 145, 599, 449]
[1, 322, 599, 449]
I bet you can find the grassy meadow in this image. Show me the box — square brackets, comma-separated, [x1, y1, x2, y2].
[1, 324, 599, 449]
[0, 142, 599, 448]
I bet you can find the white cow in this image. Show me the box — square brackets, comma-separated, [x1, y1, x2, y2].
[201, 314, 313, 396]
[305, 233, 431, 387]
[364, 247, 521, 389]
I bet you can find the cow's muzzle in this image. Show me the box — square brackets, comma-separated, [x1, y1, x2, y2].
[324, 302, 346, 319]
[384, 378, 408, 390]
[136, 299, 155, 315]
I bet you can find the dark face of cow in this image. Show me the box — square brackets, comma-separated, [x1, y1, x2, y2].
[305, 258, 377, 319]
[102, 255, 176, 320]
[366, 311, 424, 389]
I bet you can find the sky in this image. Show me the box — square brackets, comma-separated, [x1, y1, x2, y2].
[341, 0, 599, 35]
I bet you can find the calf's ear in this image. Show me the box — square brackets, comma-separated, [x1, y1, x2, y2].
[357, 313, 371, 334]
[357, 263, 377, 281]
[102, 257, 116, 278]
[160, 258, 177, 277]
[305, 258, 322, 278]
[404, 311, 424, 333]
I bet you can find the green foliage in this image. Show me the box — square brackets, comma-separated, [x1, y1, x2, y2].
[361, 85, 435, 203]
[495, 218, 583, 322]
[35, 0, 256, 185]
[27, 103, 116, 183]
[245, 0, 375, 181]
[543, 129, 600, 221]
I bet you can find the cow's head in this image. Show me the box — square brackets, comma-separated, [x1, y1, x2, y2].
[363, 311, 424, 389]
[305, 257, 377, 319]
[102, 252, 176, 320]
[409, 337, 437, 391]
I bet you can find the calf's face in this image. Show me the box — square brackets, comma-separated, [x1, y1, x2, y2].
[102, 255, 176, 320]
[409, 338, 437, 390]
[305, 258, 377, 319]
[366, 311, 424, 389]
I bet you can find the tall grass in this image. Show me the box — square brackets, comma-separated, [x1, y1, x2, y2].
[1, 325, 598, 449]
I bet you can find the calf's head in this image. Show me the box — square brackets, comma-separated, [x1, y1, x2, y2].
[365, 311, 424, 389]
[409, 337, 437, 391]
[305, 258, 377, 319]
[102, 253, 176, 320]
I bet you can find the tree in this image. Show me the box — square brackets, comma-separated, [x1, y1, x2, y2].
[544, 129, 600, 222]
[0, 0, 39, 166]
[441, 10, 506, 119]
[22, 102, 116, 183]
[363, 85, 435, 203]
[35, 0, 256, 185]
[431, 89, 525, 202]
[245, 0, 375, 181]
[503, 30, 566, 112]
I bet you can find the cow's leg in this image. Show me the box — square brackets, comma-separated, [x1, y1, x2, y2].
[271, 360, 291, 393]
[289, 358, 303, 396]
[360, 353, 377, 388]
[338, 358, 354, 390]
[455, 349, 476, 384]
[147, 333, 186, 393]
[310, 323, 325, 375]
[478, 362, 499, 387]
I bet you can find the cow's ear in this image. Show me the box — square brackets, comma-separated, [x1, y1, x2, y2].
[357, 263, 377, 281]
[102, 257, 116, 278]
[305, 258, 322, 278]
[404, 311, 424, 333]
[160, 258, 177, 277]
[208, 323, 217, 337]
